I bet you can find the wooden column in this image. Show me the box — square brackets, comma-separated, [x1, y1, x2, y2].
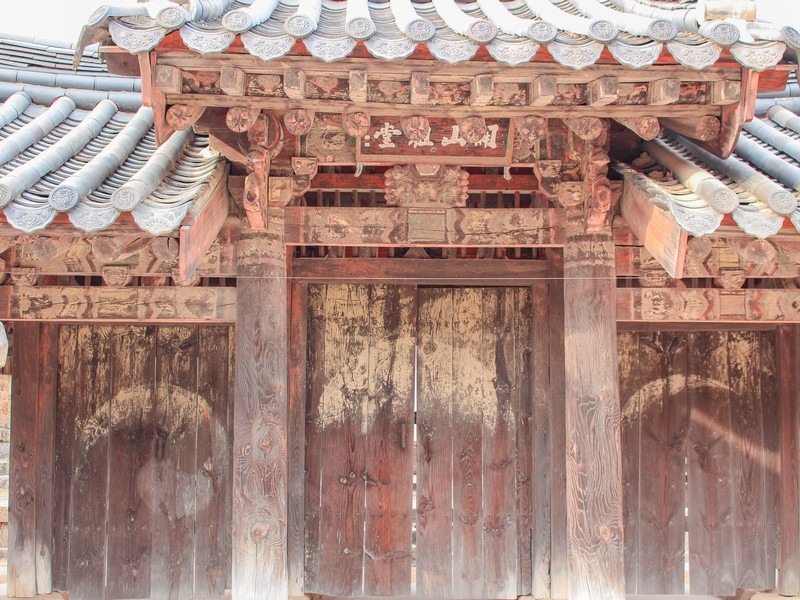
[560, 143, 625, 600]
[232, 211, 289, 600]
[8, 322, 57, 598]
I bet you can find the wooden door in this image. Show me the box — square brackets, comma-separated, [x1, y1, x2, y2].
[304, 285, 533, 599]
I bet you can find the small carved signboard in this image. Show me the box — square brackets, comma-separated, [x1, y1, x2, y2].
[357, 118, 513, 166]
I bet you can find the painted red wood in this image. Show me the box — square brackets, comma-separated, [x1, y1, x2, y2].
[52, 326, 78, 591]
[451, 288, 485, 599]
[9, 322, 40, 597]
[315, 285, 369, 596]
[194, 326, 232, 598]
[778, 326, 800, 595]
[687, 331, 735, 596]
[68, 327, 112, 600]
[363, 286, 415, 596]
[150, 327, 199, 600]
[728, 331, 770, 589]
[416, 288, 455, 598]
[519, 286, 537, 597]
[34, 324, 57, 595]
[106, 326, 156, 600]
[636, 333, 688, 594]
[618, 332, 641, 595]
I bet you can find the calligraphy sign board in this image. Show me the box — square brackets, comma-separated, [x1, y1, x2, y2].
[357, 118, 514, 166]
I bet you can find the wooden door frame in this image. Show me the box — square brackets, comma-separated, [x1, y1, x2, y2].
[286, 254, 564, 599]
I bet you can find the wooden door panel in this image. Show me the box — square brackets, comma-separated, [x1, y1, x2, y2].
[307, 285, 531, 599]
[306, 285, 416, 597]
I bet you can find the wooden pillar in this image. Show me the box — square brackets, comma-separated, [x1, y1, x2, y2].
[232, 210, 289, 600]
[8, 322, 57, 598]
[560, 141, 625, 600]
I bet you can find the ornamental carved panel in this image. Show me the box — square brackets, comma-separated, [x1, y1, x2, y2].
[384, 164, 469, 208]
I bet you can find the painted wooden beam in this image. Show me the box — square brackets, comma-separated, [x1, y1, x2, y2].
[562, 208, 626, 600]
[291, 257, 549, 284]
[616, 288, 800, 322]
[618, 169, 688, 279]
[232, 216, 289, 600]
[284, 207, 565, 247]
[0, 286, 235, 322]
[165, 92, 720, 120]
[179, 163, 230, 282]
[307, 172, 540, 192]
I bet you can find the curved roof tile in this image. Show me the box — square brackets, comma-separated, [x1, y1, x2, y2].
[84, 0, 790, 69]
[615, 94, 800, 240]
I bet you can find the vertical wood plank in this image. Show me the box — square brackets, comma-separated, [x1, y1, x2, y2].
[687, 331, 735, 596]
[194, 326, 232, 598]
[548, 255, 568, 600]
[778, 326, 800, 596]
[304, 285, 326, 594]
[482, 288, 517, 599]
[288, 284, 308, 598]
[451, 288, 484, 599]
[68, 326, 112, 600]
[563, 217, 625, 600]
[760, 330, 779, 590]
[151, 326, 198, 600]
[34, 324, 57, 595]
[225, 326, 235, 592]
[52, 326, 78, 591]
[520, 286, 537, 598]
[728, 330, 769, 589]
[106, 326, 156, 600]
[636, 332, 688, 594]
[364, 285, 415, 596]
[316, 285, 369, 596]
[617, 332, 641, 595]
[233, 227, 289, 600]
[8, 322, 39, 598]
[416, 288, 454, 598]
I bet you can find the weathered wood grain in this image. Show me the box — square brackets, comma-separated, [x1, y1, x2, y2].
[778, 326, 800, 596]
[194, 326, 232, 598]
[1, 286, 236, 323]
[52, 326, 78, 591]
[548, 254, 568, 600]
[520, 287, 537, 598]
[364, 286, 415, 596]
[68, 326, 112, 600]
[760, 330, 780, 591]
[618, 332, 640, 595]
[687, 331, 735, 596]
[34, 324, 57, 595]
[8, 322, 40, 597]
[284, 207, 565, 247]
[728, 331, 769, 589]
[292, 257, 550, 286]
[636, 333, 687, 594]
[106, 326, 156, 600]
[151, 327, 198, 600]
[315, 285, 369, 596]
[616, 288, 800, 323]
[482, 289, 517, 599]
[618, 167, 688, 279]
[416, 288, 455, 598]
[288, 284, 308, 598]
[563, 214, 625, 600]
[304, 285, 325, 594]
[451, 288, 485, 599]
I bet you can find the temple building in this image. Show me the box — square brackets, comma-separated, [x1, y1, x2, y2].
[4, 1, 800, 599]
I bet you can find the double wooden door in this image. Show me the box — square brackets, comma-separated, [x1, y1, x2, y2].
[304, 285, 535, 599]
